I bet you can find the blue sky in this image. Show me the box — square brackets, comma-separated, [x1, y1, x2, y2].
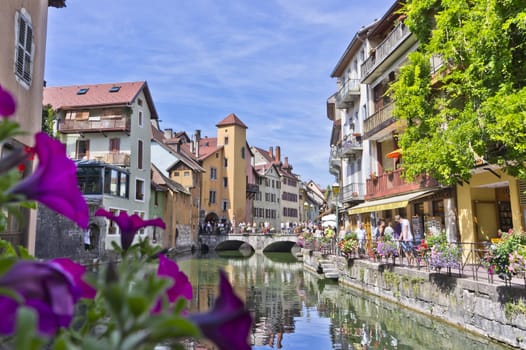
[46, 0, 393, 187]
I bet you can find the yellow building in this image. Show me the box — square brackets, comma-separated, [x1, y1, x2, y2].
[457, 165, 525, 245]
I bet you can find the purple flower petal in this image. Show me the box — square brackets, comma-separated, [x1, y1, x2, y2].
[0, 260, 84, 336]
[95, 208, 165, 250]
[152, 254, 192, 313]
[189, 271, 252, 350]
[8, 132, 89, 228]
[0, 85, 16, 117]
[51, 258, 96, 299]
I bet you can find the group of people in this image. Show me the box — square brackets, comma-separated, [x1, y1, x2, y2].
[355, 215, 416, 265]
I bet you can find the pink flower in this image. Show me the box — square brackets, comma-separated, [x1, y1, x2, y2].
[0, 259, 95, 336]
[94, 208, 166, 250]
[8, 132, 89, 228]
[0, 85, 16, 117]
[152, 254, 192, 313]
[189, 271, 252, 350]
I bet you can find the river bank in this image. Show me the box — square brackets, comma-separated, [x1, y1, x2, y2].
[301, 248, 526, 349]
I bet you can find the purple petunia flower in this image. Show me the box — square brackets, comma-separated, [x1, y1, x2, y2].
[7, 132, 89, 228]
[94, 208, 166, 250]
[0, 85, 16, 117]
[0, 259, 95, 336]
[152, 254, 192, 313]
[189, 270, 252, 350]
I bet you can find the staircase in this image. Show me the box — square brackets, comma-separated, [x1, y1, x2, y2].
[318, 259, 339, 280]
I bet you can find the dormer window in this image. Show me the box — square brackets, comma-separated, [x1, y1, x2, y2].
[77, 88, 89, 95]
[109, 86, 121, 93]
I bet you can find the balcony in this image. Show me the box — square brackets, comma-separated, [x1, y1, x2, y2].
[342, 182, 365, 203]
[340, 136, 363, 156]
[363, 102, 403, 140]
[246, 183, 259, 193]
[59, 116, 131, 134]
[76, 152, 131, 167]
[365, 169, 439, 199]
[361, 22, 416, 83]
[335, 79, 360, 109]
[329, 146, 341, 176]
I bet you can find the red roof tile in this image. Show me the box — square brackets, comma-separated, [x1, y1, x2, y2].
[216, 113, 247, 129]
[43, 81, 158, 119]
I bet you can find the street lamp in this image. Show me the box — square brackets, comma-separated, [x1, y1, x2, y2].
[332, 182, 340, 255]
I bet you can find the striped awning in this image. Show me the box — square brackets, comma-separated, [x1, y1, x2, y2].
[349, 190, 434, 215]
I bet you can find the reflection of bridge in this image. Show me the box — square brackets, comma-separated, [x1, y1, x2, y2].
[199, 233, 299, 252]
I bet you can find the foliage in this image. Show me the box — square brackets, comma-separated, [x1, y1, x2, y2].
[391, 0, 526, 185]
[485, 230, 526, 279]
[339, 233, 358, 257]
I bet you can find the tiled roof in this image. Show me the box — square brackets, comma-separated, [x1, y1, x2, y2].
[253, 146, 274, 163]
[43, 81, 159, 119]
[216, 113, 248, 129]
[151, 164, 189, 194]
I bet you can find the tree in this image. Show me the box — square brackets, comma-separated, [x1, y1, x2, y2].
[390, 0, 526, 185]
[41, 104, 55, 137]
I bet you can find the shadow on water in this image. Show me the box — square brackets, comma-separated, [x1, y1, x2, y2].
[263, 252, 298, 264]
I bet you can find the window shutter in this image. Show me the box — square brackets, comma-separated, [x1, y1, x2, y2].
[15, 14, 33, 85]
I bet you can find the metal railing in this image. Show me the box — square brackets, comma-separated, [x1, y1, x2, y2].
[303, 237, 525, 287]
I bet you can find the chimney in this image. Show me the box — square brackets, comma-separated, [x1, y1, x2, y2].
[275, 146, 281, 163]
[194, 130, 201, 157]
[269, 147, 273, 160]
[283, 156, 291, 170]
[176, 139, 181, 153]
[163, 128, 173, 139]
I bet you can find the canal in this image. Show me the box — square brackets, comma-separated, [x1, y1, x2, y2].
[176, 251, 513, 350]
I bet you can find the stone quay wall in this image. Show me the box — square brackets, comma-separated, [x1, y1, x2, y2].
[302, 249, 526, 349]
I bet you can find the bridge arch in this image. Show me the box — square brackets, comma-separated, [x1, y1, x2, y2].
[216, 240, 254, 251]
[262, 240, 297, 253]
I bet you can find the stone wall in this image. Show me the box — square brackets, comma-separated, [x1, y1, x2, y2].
[302, 249, 526, 349]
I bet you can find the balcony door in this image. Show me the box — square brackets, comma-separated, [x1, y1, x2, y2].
[76, 139, 90, 160]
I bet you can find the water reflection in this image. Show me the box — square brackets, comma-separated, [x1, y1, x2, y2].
[176, 252, 511, 350]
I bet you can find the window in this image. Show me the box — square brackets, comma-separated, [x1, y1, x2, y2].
[223, 177, 228, 188]
[138, 110, 143, 127]
[138, 98, 143, 106]
[77, 88, 89, 95]
[154, 191, 159, 206]
[109, 86, 121, 93]
[210, 167, 217, 180]
[241, 146, 245, 159]
[209, 190, 216, 204]
[14, 10, 33, 86]
[221, 200, 228, 211]
[224, 158, 228, 167]
[173, 171, 180, 176]
[137, 140, 143, 169]
[76, 140, 89, 160]
[135, 179, 144, 201]
[109, 138, 120, 152]
[224, 136, 229, 145]
[184, 171, 190, 176]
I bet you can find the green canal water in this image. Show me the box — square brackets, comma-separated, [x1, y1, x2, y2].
[176, 251, 512, 350]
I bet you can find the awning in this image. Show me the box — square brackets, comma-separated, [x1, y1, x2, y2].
[386, 148, 402, 159]
[349, 190, 433, 215]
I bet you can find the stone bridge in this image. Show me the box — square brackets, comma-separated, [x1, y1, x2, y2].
[199, 232, 300, 252]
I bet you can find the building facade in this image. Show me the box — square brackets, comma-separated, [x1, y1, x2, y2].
[0, 0, 66, 253]
[43, 81, 158, 249]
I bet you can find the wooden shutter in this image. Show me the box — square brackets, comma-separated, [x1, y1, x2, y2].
[15, 14, 33, 84]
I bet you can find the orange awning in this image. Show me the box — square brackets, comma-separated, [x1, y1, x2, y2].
[386, 148, 402, 159]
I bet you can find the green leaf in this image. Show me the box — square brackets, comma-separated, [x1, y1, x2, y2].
[13, 307, 46, 350]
